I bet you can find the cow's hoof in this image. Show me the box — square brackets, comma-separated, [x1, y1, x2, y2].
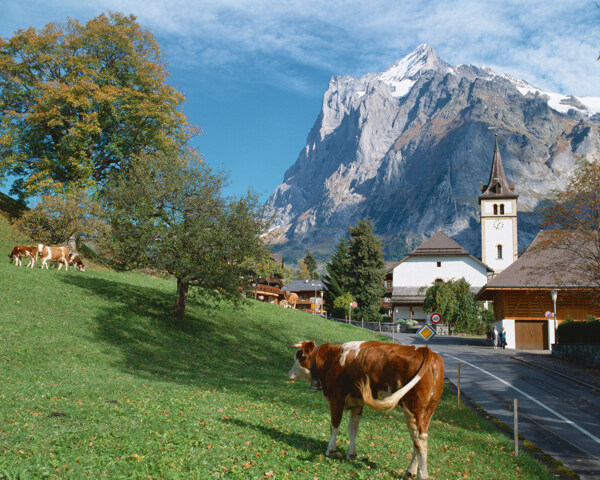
[346, 453, 357, 460]
[309, 379, 322, 391]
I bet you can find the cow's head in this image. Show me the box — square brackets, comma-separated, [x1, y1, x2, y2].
[288, 341, 316, 382]
[37, 244, 44, 254]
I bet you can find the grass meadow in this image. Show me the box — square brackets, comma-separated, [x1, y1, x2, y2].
[0, 212, 557, 479]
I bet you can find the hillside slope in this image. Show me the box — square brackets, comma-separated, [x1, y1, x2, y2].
[0, 212, 553, 479]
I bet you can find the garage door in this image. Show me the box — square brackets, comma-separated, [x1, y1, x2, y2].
[515, 321, 548, 350]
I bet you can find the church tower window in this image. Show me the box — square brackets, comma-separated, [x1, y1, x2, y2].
[497, 245, 503, 259]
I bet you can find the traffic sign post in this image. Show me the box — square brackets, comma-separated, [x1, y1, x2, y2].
[430, 312, 442, 325]
[449, 322, 455, 334]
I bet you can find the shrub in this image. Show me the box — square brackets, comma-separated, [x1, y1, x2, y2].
[557, 319, 600, 344]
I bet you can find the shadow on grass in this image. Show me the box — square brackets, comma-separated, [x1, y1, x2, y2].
[59, 274, 298, 394]
[224, 417, 392, 474]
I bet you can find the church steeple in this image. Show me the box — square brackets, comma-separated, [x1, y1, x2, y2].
[479, 135, 518, 203]
[479, 135, 518, 274]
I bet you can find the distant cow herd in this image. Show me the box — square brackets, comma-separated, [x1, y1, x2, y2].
[9, 244, 85, 272]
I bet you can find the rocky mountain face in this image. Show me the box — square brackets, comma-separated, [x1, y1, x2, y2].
[263, 45, 600, 262]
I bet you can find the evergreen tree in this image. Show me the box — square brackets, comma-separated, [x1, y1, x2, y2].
[347, 218, 386, 322]
[322, 237, 351, 316]
[303, 251, 318, 279]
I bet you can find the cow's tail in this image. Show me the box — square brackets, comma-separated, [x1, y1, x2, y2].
[357, 346, 432, 413]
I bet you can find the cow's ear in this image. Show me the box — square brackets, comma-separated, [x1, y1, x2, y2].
[302, 341, 316, 355]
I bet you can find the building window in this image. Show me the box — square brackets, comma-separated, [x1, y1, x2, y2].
[497, 245, 503, 259]
[437, 261, 441, 267]
[500, 204, 505, 215]
[434, 278, 443, 285]
[493, 204, 498, 215]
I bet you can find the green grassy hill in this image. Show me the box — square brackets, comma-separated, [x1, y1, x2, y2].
[0, 208, 555, 479]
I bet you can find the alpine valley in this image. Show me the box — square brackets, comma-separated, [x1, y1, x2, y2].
[263, 45, 600, 263]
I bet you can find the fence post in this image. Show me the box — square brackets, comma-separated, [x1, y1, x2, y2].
[514, 398, 519, 457]
[457, 362, 461, 408]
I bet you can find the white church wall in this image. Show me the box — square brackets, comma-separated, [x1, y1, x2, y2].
[393, 255, 488, 289]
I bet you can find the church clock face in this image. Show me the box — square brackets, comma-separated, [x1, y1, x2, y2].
[493, 219, 505, 230]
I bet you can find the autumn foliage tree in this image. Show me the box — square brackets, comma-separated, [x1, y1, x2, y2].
[538, 155, 600, 291]
[0, 12, 198, 200]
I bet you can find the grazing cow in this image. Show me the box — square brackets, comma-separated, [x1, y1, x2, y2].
[288, 341, 444, 480]
[283, 290, 299, 309]
[9, 245, 41, 268]
[68, 253, 86, 272]
[40, 245, 70, 271]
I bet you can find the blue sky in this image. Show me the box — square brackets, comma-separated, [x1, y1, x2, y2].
[1, 0, 599, 203]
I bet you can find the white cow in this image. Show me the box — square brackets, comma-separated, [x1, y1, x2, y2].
[40, 245, 70, 270]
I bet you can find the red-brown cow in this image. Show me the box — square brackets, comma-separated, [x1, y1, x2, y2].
[288, 340, 444, 480]
[68, 253, 86, 272]
[9, 244, 42, 268]
[40, 245, 70, 271]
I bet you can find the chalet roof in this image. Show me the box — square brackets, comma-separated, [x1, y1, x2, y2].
[393, 231, 493, 272]
[478, 136, 518, 203]
[476, 230, 595, 300]
[411, 231, 470, 256]
[385, 260, 401, 273]
[283, 279, 326, 292]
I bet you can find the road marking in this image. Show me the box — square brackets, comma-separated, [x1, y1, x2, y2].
[444, 353, 600, 446]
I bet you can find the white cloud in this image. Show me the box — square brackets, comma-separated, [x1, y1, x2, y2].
[2, 0, 599, 96]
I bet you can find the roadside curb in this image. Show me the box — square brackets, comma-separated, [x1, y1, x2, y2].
[511, 356, 600, 392]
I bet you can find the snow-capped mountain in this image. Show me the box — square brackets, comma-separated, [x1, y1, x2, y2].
[263, 44, 600, 260]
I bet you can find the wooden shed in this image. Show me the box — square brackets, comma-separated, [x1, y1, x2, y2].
[476, 231, 600, 350]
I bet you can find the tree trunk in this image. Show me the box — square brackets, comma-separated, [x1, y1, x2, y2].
[172, 278, 189, 320]
[68, 234, 78, 254]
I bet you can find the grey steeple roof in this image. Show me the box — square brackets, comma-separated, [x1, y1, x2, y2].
[479, 135, 518, 203]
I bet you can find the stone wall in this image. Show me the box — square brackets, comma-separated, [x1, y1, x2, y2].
[552, 344, 600, 368]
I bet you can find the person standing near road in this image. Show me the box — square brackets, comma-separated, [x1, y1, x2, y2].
[492, 325, 499, 349]
[500, 327, 507, 349]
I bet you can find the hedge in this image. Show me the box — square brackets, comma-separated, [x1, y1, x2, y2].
[557, 319, 600, 345]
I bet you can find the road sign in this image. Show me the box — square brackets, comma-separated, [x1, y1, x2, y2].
[450, 322, 455, 328]
[430, 312, 442, 324]
[545, 311, 552, 319]
[416, 324, 436, 342]
[350, 301, 357, 308]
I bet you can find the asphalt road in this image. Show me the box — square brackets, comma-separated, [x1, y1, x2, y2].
[384, 331, 600, 480]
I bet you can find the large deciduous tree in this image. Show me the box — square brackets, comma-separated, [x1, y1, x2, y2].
[101, 151, 267, 320]
[422, 278, 488, 334]
[0, 12, 198, 200]
[347, 218, 387, 322]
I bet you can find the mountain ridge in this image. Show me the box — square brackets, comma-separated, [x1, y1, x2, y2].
[263, 45, 600, 263]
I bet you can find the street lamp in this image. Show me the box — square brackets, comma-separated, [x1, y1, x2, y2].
[550, 288, 560, 345]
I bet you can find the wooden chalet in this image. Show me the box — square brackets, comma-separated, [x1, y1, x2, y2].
[282, 279, 326, 314]
[476, 231, 600, 350]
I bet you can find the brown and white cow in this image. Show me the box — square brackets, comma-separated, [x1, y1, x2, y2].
[288, 340, 444, 480]
[9, 244, 42, 268]
[68, 253, 85, 272]
[40, 245, 70, 270]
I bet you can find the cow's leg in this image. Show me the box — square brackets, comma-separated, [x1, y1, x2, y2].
[326, 401, 344, 456]
[347, 406, 363, 459]
[402, 407, 430, 480]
